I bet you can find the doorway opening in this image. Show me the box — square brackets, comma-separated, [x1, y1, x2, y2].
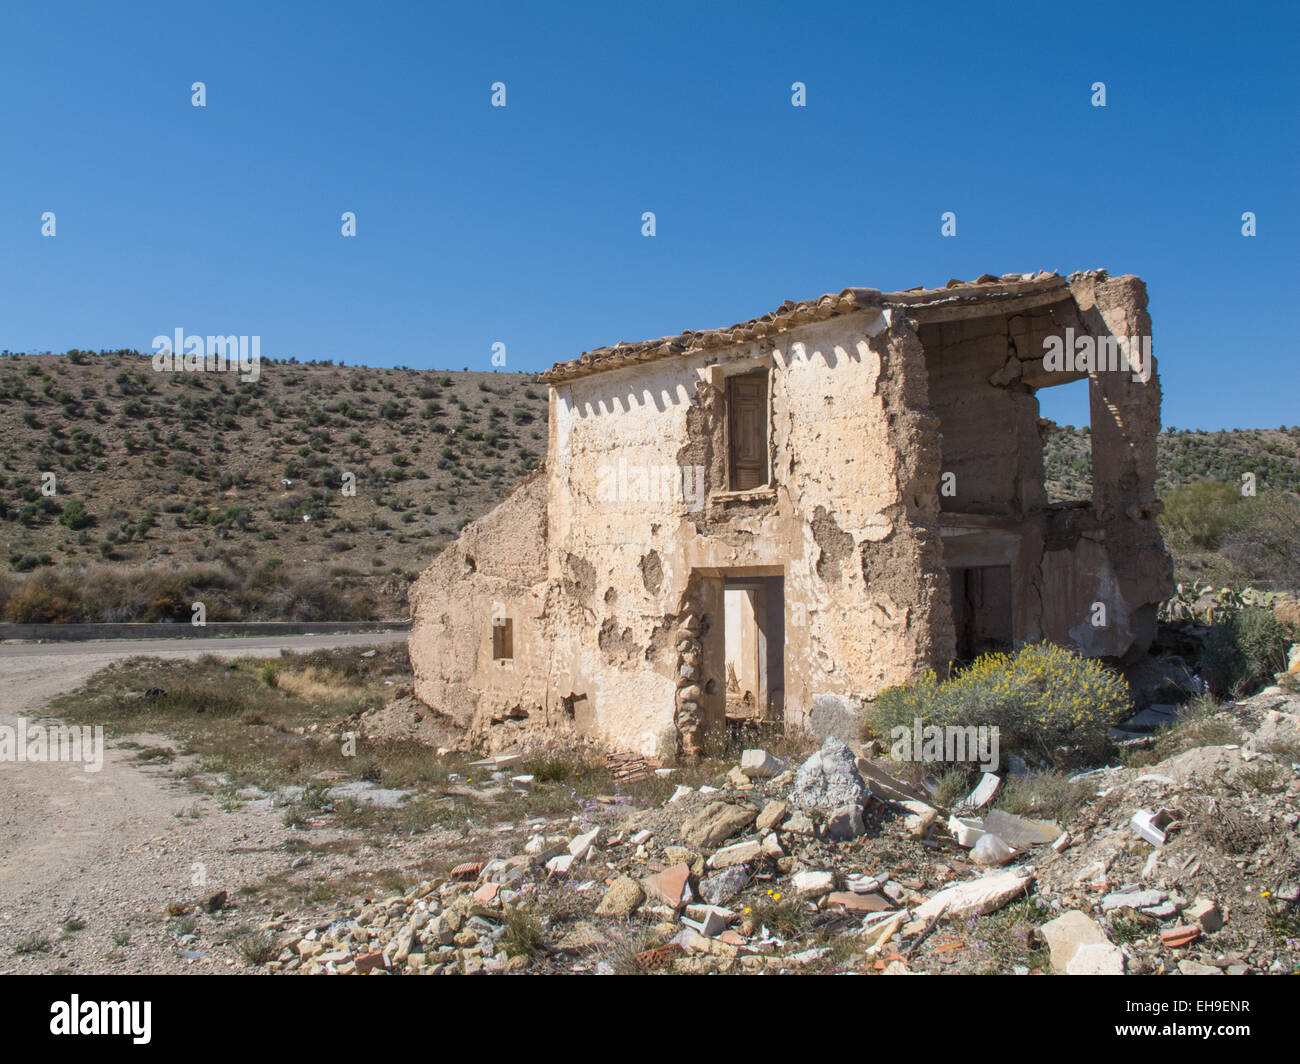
[949, 565, 1013, 662]
[722, 575, 785, 723]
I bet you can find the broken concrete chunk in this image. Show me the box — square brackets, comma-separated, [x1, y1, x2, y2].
[1187, 897, 1223, 932]
[966, 772, 1000, 809]
[911, 868, 1034, 924]
[1131, 808, 1175, 846]
[784, 812, 815, 836]
[856, 758, 930, 805]
[740, 749, 784, 778]
[1066, 941, 1127, 975]
[826, 804, 866, 840]
[686, 902, 735, 924]
[545, 853, 574, 877]
[791, 870, 835, 897]
[755, 800, 788, 834]
[699, 866, 748, 906]
[1040, 910, 1110, 973]
[1101, 888, 1167, 913]
[568, 826, 601, 861]
[682, 801, 758, 851]
[900, 800, 937, 839]
[707, 840, 762, 869]
[981, 808, 1060, 848]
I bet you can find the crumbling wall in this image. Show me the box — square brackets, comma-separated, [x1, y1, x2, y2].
[545, 309, 951, 753]
[1053, 273, 1172, 655]
[407, 471, 558, 748]
[916, 272, 1172, 660]
[408, 271, 1173, 757]
[919, 314, 1027, 515]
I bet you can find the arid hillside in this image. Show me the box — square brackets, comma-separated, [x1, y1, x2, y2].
[0, 351, 548, 621]
[2, 348, 1297, 622]
[1043, 423, 1300, 503]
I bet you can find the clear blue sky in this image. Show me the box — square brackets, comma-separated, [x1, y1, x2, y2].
[1, 1, 1294, 431]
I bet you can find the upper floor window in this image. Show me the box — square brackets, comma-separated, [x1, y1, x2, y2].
[726, 369, 769, 491]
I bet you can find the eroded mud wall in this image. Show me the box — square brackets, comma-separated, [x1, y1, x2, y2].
[544, 309, 950, 753]
[917, 274, 1172, 660]
[407, 471, 556, 747]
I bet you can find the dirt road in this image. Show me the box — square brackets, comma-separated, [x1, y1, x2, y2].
[0, 632, 408, 974]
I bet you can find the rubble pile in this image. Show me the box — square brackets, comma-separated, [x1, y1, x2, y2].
[266, 684, 1299, 976]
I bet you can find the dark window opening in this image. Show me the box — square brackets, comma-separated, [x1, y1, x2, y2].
[726, 370, 769, 491]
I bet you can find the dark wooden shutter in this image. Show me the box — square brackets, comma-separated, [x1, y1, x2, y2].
[493, 618, 513, 660]
[728, 372, 768, 490]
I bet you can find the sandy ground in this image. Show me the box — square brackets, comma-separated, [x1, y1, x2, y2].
[0, 632, 408, 974]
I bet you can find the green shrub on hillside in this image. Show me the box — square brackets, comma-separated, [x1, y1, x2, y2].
[1159, 481, 1249, 551]
[59, 500, 91, 530]
[1221, 493, 1300, 591]
[1201, 607, 1295, 698]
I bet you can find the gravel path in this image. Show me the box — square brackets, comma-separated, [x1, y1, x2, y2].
[0, 632, 408, 974]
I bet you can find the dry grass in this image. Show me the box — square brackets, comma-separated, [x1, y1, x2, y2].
[270, 665, 369, 704]
[47, 643, 419, 793]
[992, 773, 1094, 824]
[1194, 804, 1268, 855]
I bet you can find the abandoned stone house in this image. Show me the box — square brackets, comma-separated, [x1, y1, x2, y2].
[408, 269, 1173, 757]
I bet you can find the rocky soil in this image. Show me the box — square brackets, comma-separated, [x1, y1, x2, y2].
[258, 685, 1300, 976]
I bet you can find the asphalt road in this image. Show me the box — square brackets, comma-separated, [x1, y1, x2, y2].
[0, 630, 410, 660]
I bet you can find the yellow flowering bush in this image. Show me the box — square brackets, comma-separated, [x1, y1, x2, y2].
[864, 642, 1132, 769]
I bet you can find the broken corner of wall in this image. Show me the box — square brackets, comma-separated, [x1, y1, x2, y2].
[407, 469, 563, 750]
[1041, 273, 1173, 659]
